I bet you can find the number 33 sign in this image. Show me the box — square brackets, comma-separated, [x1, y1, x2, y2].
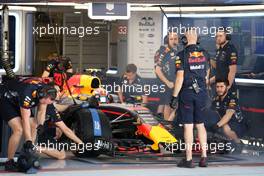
[118, 26, 127, 35]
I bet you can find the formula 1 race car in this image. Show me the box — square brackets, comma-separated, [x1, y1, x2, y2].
[48, 70, 264, 157]
[99, 103, 177, 152]
[61, 93, 178, 157]
[56, 72, 178, 157]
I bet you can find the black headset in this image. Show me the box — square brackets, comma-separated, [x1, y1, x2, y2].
[37, 85, 57, 100]
[218, 27, 232, 41]
[181, 35, 200, 46]
[163, 35, 169, 44]
[224, 28, 232, 41]
[164, 31, 179, 47]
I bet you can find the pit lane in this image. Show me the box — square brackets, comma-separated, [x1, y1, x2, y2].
[1, 151, 264, 175]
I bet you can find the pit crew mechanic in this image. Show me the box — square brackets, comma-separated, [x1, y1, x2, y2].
[154, 31, 178, 120]
[42, 54, 73, 90]
[170, 29, 210, 168]
[41, 54, 74, 113]
[0, 79, 57, 171]
[36, 104, 84, 160]
[208, 28, 238, 95]
[40, 55, 84, 159]
[211, 79, 247, 143]
[117, 64, 148, 105]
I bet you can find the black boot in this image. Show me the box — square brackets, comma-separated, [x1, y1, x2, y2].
[177, 158, 195, 168]
[199, 157, 208, 167]
[4, 159, 18, 171]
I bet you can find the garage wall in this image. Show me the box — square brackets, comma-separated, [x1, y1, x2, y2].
[63, 13, 108, 72]
[128, 11, 163, 78]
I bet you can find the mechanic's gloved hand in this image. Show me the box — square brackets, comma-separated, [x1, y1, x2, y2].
[36, 124, 46, 143]
[211, 124, 220, 133]
[37, 125, 45, 137]
[170, 96, 178, 109]
[23, 140, 35, 153]
[88, 96, 99, 108]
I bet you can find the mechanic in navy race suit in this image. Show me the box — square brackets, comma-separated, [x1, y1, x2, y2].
[40, 55, 84, 159]
[117, 64, 148, 105]
[154, 31, 178, 121]
[170, 29, 210, 168]
[210, 79, 247, 144]
[208, 28, 238, 97]
[36, 101, 84, 160]
[42, 54, 73, 91]
[0, 79, 57, 171]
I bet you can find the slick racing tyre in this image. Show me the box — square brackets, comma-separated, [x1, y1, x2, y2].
[72, 108, 113, 157]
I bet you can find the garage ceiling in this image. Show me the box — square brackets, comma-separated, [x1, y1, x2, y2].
[2, 0, 264, 6]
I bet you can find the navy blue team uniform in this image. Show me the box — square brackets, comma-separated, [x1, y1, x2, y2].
[37, 104, 63, 148]
[176, 44, 210, 124]
[154, 46, 177, 104]
[0, 80, 59, 123]
[119, 74, 145, 103]
[212, 93, 246, 137]
[215, 41, 238, 94]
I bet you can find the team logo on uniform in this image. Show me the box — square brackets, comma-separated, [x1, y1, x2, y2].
[165, 47, 170, 52]
[229, 99, 236, 107]
[188, 56, 206, 63]
[175, 56, 181, 69]
[189, 51, 204, 58]
[23, 101, 30, 107]
[175, 60, 181, 64]
[190, 65, 205, 70]
[231, 52, 237, 56]
[230, 52, 237, 64]
[170, 52, 175, 57]
[32, 91, 37, 98]
[23, 96, 32, 108]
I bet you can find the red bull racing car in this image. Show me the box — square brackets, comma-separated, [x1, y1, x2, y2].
[57, 73, 178, 157]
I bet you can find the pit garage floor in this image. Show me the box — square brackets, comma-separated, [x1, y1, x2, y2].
[1, 151, 264, 176]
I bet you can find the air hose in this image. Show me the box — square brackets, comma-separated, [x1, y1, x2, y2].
[1, 5, 16, 79]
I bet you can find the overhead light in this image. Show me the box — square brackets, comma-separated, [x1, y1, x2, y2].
[130, 5, 264, 12]
[106, 68, 118, 75]
[74, 3, 89, 10]
[235, 78, 264, 85]
[6, 2, 76, 6]
[166, 12, 264, 18]
[0, 5, 37, 11]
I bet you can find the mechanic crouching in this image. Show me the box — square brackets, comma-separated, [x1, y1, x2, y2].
[170, 29, 210, 168]
[0, 79, 57, 171]
[36, 104, 84, 160]
[210, 79, 247, 143]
